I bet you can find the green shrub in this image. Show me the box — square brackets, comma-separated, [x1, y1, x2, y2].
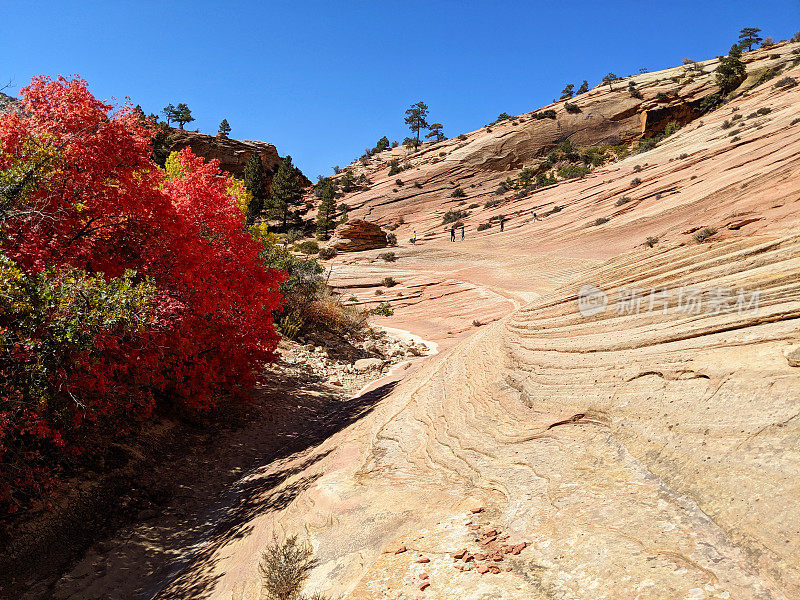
[468, 203, 479, 209]
[295, 240, 320, 255]
[631, 177, 642, 186]
[442, 209, 468, 224]
[533, 110, 557, 119]
[485, 198, 503, 208]
[477, 223, 491, 231]
[791, 117, 800, 126]
[593, 217, 610, 226]
[645, 236, 659, 247]
[558, 165, 591, 179]
[756, 107, 772, 116]
[386, 232, 397, 246]
[383, 276, 397, 287]
[564, 103, 581, 113]
[378, 251, 396, 262]
[458, 134, 467, 140]
[615, 196, 631, 206]
[545, 205, 564, 216]
[371, 302, 394, 316]
[318, 246, 337, 260]
[451, 187, 466, 198]
[679, 153, 688, 159]
[387, 160, 403, 176]
[374, 288, 383, 296]
[655, 92, 669, 102]
[495, 112, 513, 123]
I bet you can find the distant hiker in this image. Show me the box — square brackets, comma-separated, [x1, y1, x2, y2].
[450, 226, 456, 242]
[461, 226, 465, 241]
[412, 230, 417, 244]
[532, 211, 538, 222]
[500, 217, 506, 231]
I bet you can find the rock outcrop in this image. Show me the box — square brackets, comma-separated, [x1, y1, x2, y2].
[328, 220, 388, 252]
[166, 129, 284, 180]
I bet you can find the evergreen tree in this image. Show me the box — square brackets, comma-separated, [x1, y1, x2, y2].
[404, 101, 429, 147]
[133, 104, 146, 122]
[269, 155, 303, 229]
[174, 103, 194, 129]
[425, 122, 445, 141]
[716, 45, 747, 93]
[738, 27, 763, 51]
[243, 152, 267, 225]
[162, 103, 176, 125]
[560, 83, 575, 99]
[601, 73, 618, 91]
[218, 118, 231, 138]
[577, 80, 589, 94]
[315, 178, 338, 239]
[375, 135, 390, 152]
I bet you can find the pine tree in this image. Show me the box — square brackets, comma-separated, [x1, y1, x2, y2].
[218, 118, 231, 138]
[162, 103, 176, 125]
[601, 73, 618, 91]
[560, 84, 575, 99]
[716, 45, 747, 93]
[425, 122, 445, 141]
[375, 136, 390, 152]
[174, 103, 194, 129]
[269, 155, 303, 229]
[577, 80, 589, 94]
[738, 27, 763, 51]
[315, 178, 338, 240]
[243, 152, 266, 225]
[404, 101, 429, 147]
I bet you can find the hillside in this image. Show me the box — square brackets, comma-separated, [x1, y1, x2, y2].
[40, 44, 800, 599]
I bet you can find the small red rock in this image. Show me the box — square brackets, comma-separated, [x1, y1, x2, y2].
[492, 553, 504, 562]
[415, 557, 430, 563]
[452, 549, 467, 560]
[474, 553, 486, 561]
[483, 528, 498, 537]
[395, 545, 407, 554]
[419, 572, 429, 580]
[489, 565, 501, 574]
[419, 582, 430, 591]
[477, 565, 490, 574]
[469, 524, 481, 530]
[506, 567, 513, 572]
[470, 507, 484, 514]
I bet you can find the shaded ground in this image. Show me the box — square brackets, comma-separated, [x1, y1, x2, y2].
[6, 352, 400, 600]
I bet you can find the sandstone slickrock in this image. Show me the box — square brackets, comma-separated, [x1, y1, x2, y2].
[45, 43, 800, 600]
[328, 220, 388, 252]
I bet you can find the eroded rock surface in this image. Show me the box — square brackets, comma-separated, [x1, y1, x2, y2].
[328, 220, 388, 252]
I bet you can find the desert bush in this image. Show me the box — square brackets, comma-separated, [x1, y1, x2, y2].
[395, 178, 404, 186]
[564, 103, 581, 113]
[730, 136, 741, 143]
[485, 198, 503, 209]
[468, 203, 480, 209]
[318, 247, 337, 260]
[679, 153, 688, 159]
[593, 217, 610, 226]
[615, 196, 631, 206]
[645, 236, 659, 248]
[259, 535, 321, 600]
[451, 187, 466, 198]
[558, 165, 591, 179]
[387, 159, 403, 176]
[633, 164, 643, 172]
[631, 177, 642, 186]
[721, 119, 732, 129]
[756, 107, 772, 116]
[791, 117, 800, 126]
[370, 302, 394, 316]
[277, 312, 304, 340]
[545, 205, 564, 216]
[458, 134, 467, 140]
[378, 251, 396, 262]
[442, 209, 468, 224]
[655, 92, 669, 102]
[694, 227, 717, 243]
[295, 240, 320, 255]
[374, 288, 383, 296]
[477, 223, 491, 231]
[495, 112, 513, 123]
[533, 109, 557, 119]
[774, 76, 797, 89]
[383, 276, 397, 287]
[386, 232, 397, 246]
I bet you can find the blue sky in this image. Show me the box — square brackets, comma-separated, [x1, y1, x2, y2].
[2, 1, 798, 179]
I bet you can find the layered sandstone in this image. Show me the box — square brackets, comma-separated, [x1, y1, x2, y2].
[46, 43, 800, 600]
[328, 220, 388, 252]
